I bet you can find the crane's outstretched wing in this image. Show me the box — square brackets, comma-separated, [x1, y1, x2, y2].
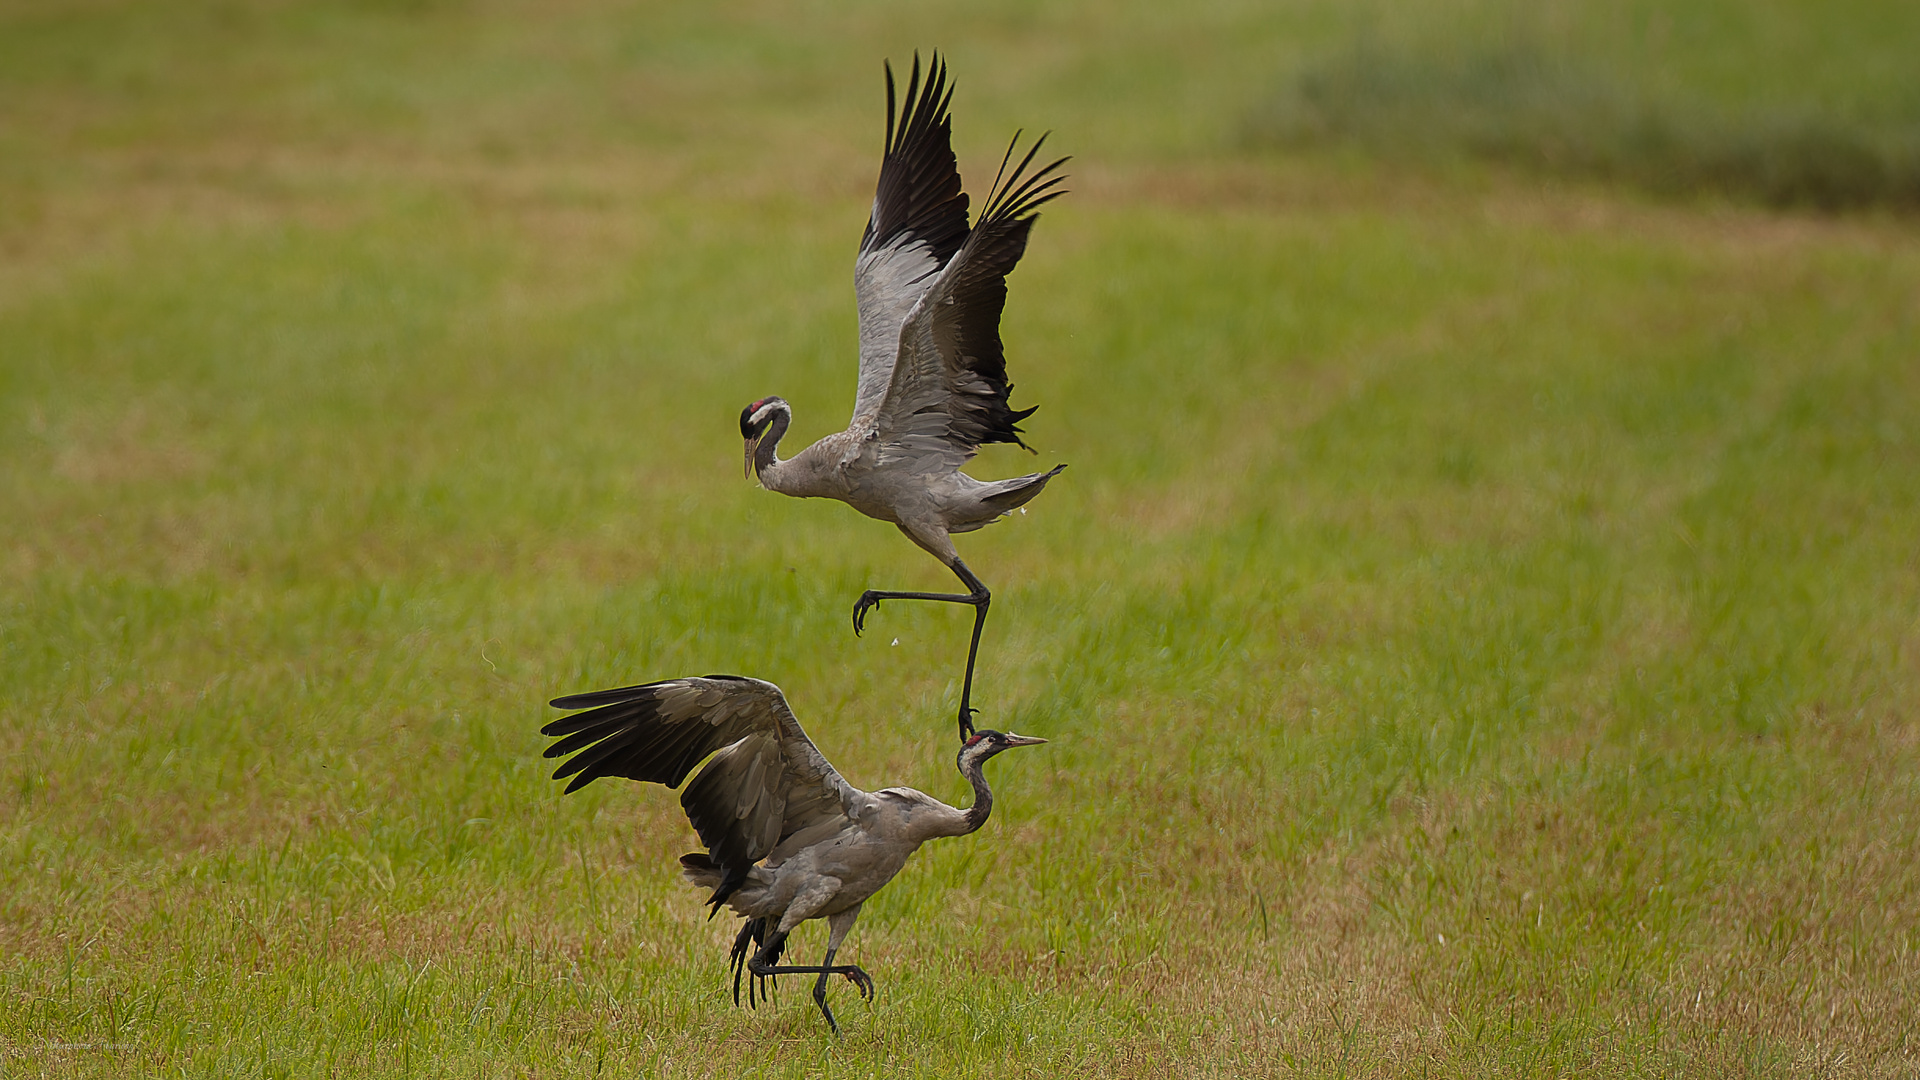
[541, 676, 864, 909]
[872, 134, 1067, 472]
[850, 53, 971, 430]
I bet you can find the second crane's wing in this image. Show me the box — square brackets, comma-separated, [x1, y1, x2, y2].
[849, 53, 970, 432]
[872, 135, 1067, 473]
[541, 676, 863, 907]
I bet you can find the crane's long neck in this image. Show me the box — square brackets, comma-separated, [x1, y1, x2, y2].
[752, 405, 792, 479]
[957, 744, 996, 835]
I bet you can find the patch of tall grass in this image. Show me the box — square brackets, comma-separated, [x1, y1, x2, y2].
[1249, 35, 1920, 210]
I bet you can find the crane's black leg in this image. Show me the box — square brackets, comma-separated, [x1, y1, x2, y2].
[951, 561, 990, 742]
[851, 559, 991, 741]
[811, 947, 843, 1035]
[745, 931, 875, 1037]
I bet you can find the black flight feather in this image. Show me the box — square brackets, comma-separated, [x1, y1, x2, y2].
[927, 130, 1069, 451]
[543, 676, 815, 913]
[861, 52, 969, 270]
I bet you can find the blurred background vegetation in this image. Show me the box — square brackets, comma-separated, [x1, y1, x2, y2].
[1248, 0, 1920, 208]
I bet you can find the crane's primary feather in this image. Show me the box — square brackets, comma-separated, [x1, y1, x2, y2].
[861, 52, 969, 268]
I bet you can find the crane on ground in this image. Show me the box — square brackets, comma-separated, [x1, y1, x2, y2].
[541, 674, 1047, 1034]
[739, 52, 1068, 742]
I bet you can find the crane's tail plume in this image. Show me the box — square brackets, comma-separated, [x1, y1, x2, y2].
[729, 918, 764, 1007]
[678, 851, 727, 911]
[981, 463, 1067, 515]
[728, 918, 788, 1009]
[681, 851, 760, 917]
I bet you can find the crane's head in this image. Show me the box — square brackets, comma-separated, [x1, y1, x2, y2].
[957, 729, 1048, 770]
[739, 397, 789, 479]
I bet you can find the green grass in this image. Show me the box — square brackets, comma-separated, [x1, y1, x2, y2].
[4, 0, 1920, 1076]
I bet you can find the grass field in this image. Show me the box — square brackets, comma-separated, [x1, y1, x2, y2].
[3, 1, 1919, 1076]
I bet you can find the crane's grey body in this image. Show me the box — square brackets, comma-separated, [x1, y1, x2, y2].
[741, 53, 1068, 740]
[542, 674, 1044, 1034]
[753, 424, 1064, 565]
[703, 785, 963, 924]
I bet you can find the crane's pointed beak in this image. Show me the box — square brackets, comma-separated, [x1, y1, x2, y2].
[743, 436, 759, 480]
[1001, 733, 1048, 746]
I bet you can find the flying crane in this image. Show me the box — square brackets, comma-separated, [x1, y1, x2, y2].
[740, 53, 1068, 741]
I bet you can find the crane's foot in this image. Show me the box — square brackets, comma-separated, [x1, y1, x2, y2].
[744, 950, 875, 1037]
[851, 592, 883, 636]
[840, 965, 875, 1000]
[847, 575, 992, 741]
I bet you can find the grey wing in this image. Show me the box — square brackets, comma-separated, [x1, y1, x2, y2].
[874, 134, 1068, 472]
[850, 53, 971, 432]
[541, 675, 866, 906]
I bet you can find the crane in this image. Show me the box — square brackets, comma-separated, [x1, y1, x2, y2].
[739, 53, 1068, 742]
[541, 674, 1047, 1035]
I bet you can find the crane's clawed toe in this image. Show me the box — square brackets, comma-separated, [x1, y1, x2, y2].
[841, 966, 875, 1000]
[852, 592, 884, 635]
